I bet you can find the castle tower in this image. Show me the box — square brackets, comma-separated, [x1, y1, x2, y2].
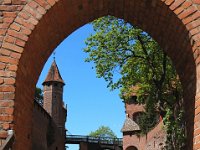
[42, 60, 66, 134]
[121, 88, 165, 150]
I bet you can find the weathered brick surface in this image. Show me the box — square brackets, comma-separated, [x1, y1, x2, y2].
[123, 102, 165, 150]
[32, 101, 65, 150]
[123, 122, 166, 150]
[0, 0, 199, 149]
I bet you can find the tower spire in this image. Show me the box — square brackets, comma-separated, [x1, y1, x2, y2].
[42, 60, 65, 85]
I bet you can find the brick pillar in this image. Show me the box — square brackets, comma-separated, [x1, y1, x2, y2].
[194, 65, 200, 149]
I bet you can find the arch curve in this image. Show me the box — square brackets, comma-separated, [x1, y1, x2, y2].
[0, 0, 199, 149]
[126, 145, 138, 150]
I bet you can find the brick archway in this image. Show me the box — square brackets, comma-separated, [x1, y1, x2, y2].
[126, 146, 138, 150]
[0, 0, 199, 149]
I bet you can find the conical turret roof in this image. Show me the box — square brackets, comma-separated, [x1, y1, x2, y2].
[42, 60, 65, 85]
[121, 114, 140, 132]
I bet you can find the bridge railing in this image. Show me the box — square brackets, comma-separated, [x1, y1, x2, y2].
[66, 135, 123, 146]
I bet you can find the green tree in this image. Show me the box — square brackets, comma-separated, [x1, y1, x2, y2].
[89, 126, 117, 138]
[84, 16, 185, 149]
[35, 87, 43, 105]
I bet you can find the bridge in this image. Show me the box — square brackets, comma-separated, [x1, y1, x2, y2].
[66, 135, 123, 150]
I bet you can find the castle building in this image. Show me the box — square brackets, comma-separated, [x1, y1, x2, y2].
[121, 94, 166, 150]
[32, 60, 67, 150]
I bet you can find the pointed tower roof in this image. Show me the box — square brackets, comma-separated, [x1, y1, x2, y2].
[121, 114, 140, 133]
[42, 60, 65, 85]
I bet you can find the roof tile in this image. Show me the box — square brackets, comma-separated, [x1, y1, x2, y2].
[121, 115, 140, 132]
[43, 60, 65, 85]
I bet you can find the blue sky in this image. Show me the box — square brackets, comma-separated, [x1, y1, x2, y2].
[36, 24, 125, 149]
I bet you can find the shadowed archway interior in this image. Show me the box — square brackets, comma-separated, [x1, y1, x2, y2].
[126, 146, 138, 150]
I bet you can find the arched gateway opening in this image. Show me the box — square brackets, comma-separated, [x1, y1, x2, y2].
[126, 146, 138, 150]
[0, 0, 199, 149]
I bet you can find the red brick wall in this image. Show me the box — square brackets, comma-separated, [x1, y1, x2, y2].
[123, 122, 165, 150]
[32, 101, 65, 150]
[125, 103, 144, 118]
[0, 0, 199, 149]
[43, 82, 66, 132]
[123, 102, 165, 150]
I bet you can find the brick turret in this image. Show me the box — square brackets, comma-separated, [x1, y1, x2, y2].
[42, 60, 66, 135]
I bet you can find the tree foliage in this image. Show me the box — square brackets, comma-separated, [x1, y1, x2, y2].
[84, 16, 186, 149]
[136, 111, 160, 135]
[89, 126, 117, 138]
[35, 87, 43, 105]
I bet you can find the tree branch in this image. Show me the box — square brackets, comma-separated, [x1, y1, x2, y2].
[159, 52, 167, 86]
[137, 35, 159, 87]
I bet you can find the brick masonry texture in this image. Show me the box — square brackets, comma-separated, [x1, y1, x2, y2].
[123, 102, 166, 150]
[123, 122, 166, 150]
[0, 0, 199, 149]
[32, 101, 65, 150]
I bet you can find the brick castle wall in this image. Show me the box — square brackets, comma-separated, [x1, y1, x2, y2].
[123, 101, 165, 150]
[123, 122, 165, 150]
[32, 101, 65, 150]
